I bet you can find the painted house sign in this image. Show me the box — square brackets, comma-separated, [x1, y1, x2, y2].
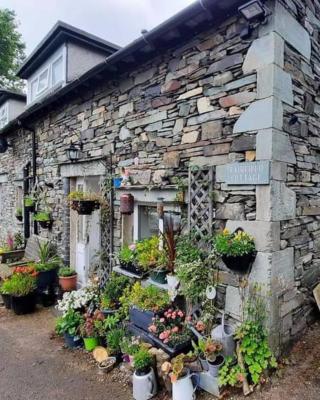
[225, 161, 270, 185]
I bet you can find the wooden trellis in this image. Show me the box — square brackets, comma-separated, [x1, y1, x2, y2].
[188, 166, 215, 240]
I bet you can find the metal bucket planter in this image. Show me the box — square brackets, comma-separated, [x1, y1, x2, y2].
[207, 355, 225, 377]
[172, 370, 198, 400]
[211, 314, 235, 358]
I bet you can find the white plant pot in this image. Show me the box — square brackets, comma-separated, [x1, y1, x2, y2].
[133, 368, 157, 400]
[172, 372, 197, 400]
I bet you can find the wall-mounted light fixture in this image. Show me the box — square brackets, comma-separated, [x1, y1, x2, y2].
[238, 0, 266, 22]
[66, 141, 83, 162]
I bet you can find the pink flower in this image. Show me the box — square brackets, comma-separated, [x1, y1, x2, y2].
[168, 309, 173, 313]
[148, 325, 157, 333]
[178, 311, 184, 318]
[171, 313, 176, 320]
[129, 244, 136, 251]
[160, 318, 165, 323]
[171, 326, 179, 333]
[163, 338, 169, 344]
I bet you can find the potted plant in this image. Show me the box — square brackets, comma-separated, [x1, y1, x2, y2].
[68, 191, 101, 215]
[118, 244, 143, 276]
[24, 196, 35, 212]
[55, 309, 84, 348]
[121, 336, 140, 365]
[125, 282, 170, 331]
[162, 216, 181, 292]
[132, 346, 157, 400]
[15, 207, 23, 222]
[100, 273, 131, 313]
[2, 272, 37, 315]
[95, 313, 120, 346]
[0, 280, 12, 309]
[136, 236, 168, 284]
[212, 228, 256, 274]
[193, 337, 223, 376]
[33, 211, 53, 229]
[34, 241, 60, 292]
[58, 266, 77, 292]
[148, 308, 192, 356]
[80, 312, 102, 351]
[162, 354, 198, 400]
[106, 328, 125, 360]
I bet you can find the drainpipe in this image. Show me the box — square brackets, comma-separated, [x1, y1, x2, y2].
[23, 161, 31, 242]
[18, 121, 38, 235]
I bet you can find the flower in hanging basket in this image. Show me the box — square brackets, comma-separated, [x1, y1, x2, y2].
[212, 228, 256, 274]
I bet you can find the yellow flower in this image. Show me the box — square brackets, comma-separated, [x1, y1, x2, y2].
[223, 228, 230, 235]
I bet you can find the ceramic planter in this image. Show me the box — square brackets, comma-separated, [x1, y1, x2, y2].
[150, 269, 167, 284]
[207, 355, 225, 377]
[129, 307, 157, 331]
[172, 371, 197, 400]
[1, 294, 11, 309]
[71, 200, 100, 215]
[59, 274, 77, 292]
[37, 268, 58, 292]
[11, 292, 36, 315]
[222, 252, 256, 275]
[63, 333, 83, 348]
[133, 367, 157, 400]
[83, 337, 99, 351]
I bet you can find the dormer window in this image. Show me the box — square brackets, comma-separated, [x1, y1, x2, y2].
[28, 46, 66, 103]
[0, 104, 8, 129]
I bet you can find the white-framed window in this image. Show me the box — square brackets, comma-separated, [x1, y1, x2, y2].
[0, 103, 8, 129]
[27, 45, 66, 104]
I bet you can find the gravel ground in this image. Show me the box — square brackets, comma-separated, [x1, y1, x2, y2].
[0, 305, 319, 400]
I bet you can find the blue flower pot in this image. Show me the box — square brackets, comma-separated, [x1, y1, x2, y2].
[113, 177, 123, 188]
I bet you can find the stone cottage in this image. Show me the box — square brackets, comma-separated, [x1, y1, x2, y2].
[0, 0, 319, 351]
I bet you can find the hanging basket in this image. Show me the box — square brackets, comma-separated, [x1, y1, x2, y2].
[71, 200, 100, 215]
[38, 220, 53, 229]
[15, 215, 23, 222]
[222, 252, 256, 275]
[120, 193, 134, 214]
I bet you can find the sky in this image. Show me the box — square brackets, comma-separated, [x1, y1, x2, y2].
[0, 0, 195, 56]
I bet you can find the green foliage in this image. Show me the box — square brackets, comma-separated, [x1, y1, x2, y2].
[95, 314, 120, 337]
[33, 211, 51, 222]
[59, 267, 76, 277]
[121, 336, 140, 356]
[213, 229, 255, 257]
[136, 236, 167, 271]
[192, 337, 222, 361]
[34, 240, 61, 272]
[219, 286, 277, 388]
[0, 273, 36, 296]
[175, 232, 204, 264]
[118, 245, 136, 264]
[0, 8, 25, 89]
[14, 232, 24, 249]
[106, 328, 125, 355]
[15, 207, 22, 217]
[219, 356, 244, 387]
[101, 273, 131, 309]
[68, 191, 101, 202]
[55, 309, 83, 336]
[133, 347, 153, 373]
[120, 282, 170, 315]
[175, 260, 209, 302]
[24, 196, 35, 207]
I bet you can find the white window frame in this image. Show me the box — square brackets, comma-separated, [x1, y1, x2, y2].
[27, 44, 66, 104]
[0, 103, 9, 129]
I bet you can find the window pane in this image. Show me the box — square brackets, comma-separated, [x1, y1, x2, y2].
[30, 80, 37, 101]
[37, 69, 49, 93]
[52, 57, 63, 85]
[138, 206, 158, 240]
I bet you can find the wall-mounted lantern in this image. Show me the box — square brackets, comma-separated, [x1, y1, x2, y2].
[66, 142, 83, 162]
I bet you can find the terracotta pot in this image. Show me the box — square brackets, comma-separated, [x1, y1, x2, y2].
[59, 274, 77, 291]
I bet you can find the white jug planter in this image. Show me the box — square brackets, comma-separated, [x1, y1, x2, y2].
[133, 368, 157, 400]
[172, 371, 198, 400]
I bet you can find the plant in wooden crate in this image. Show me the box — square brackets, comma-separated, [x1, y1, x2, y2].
[136, 236, 168, 284]
[212, 228, 256, 274]
[68, 190, 102, 215]
[218, 285, 277, 395]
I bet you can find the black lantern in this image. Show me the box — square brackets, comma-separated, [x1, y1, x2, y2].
[238, 0, 266, 22]
[66, 142, 83, 162]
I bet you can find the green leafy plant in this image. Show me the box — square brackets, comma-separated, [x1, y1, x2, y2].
[68, 191, 101, 202]
[213, 228, 255, 257]
[15, 207, 23, 217]
[175, 260, 209, 303]
[106, 328, 125, 355]
[34, 240, 61, 272]
[101, 273, 131, 310]
[14, 232, 24, 249]
[59, 267, 77, 277]
[24, 196, 35, 207]
[192, 337, 222, 362]
[133, 347, 153, 374]
[95, 314, 120, 338]
[176, 232, 205, 264]
[121, 336, 140, 356]
[0, 273, 36, 296]
[118, 244, 136, 264]
[56, 309, 84, 336]
[33, 211, 51, 222]
[136, 236, 167, 271]
[120, 282, 170, 317]
[219, 286, 277, 388]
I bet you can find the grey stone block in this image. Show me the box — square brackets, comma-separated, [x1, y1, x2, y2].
[256, 129, 296, 164]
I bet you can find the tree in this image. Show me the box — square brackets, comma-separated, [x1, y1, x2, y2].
[0, 8, 25, 90]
